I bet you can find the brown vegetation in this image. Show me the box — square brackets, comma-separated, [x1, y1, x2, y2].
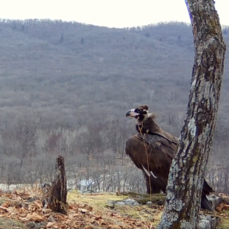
[1, 187, 229, 228]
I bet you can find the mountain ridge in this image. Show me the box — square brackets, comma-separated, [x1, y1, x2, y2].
[0, 19, 228, 133]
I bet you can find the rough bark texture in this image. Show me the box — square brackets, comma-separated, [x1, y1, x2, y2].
[48, 155, 68, 214]
[157, 0, 226, 229]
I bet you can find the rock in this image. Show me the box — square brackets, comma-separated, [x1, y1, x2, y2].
[107, 198, 139, 207]
[119, 192, 165, 205]
[115, 201, 126, 206]
[106, 200, 115, 208]
[197, 215, 220, 229]
[146, 201, 152, 206]
[123, 198, 139, 206]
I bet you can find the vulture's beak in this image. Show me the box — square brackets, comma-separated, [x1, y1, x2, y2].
[126, 110, 131, 117]
[126, 109, 138, 117]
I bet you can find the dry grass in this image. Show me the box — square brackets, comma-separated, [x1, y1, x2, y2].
[219, 219, 229, 229]
[0, 218, 25, 229]
[68, 191, 163, 227]
[0, 187, 228, 229]
[217, 209, 229, 229]
[0, 188, 160, 229]
[68, 191, 125, 211]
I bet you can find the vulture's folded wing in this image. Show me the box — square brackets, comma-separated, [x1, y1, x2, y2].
[136, 133, 178, 160]
[125, 133, 214, 210]
[125, 134, 176, 180]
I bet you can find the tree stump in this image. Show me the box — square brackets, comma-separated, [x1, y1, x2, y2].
[48, 155, 68, 214]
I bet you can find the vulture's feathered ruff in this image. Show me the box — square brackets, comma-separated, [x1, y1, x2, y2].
[126, 104, 213, 211]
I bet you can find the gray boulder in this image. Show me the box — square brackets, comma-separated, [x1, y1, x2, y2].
[107, 198, 139, 208]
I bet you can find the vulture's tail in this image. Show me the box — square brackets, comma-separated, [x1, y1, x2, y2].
[201, 180, 214, 211]
[201, 195, 212, 211]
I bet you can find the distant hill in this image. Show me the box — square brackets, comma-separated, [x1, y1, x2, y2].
[0, 19, 228, 136]
[0, 18, 229, 180]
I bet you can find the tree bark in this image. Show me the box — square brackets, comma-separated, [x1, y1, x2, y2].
[157, 1, 226, 228]
[48, 155, 68, 214]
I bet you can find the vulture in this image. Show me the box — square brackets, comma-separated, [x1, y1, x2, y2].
[125, 104, 213, 211]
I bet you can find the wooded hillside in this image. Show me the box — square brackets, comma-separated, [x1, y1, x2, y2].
[0, 19, 228, 191]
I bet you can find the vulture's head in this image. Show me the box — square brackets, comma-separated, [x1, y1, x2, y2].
[126, 104, 149, 122]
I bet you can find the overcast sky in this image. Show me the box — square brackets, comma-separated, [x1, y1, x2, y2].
[0, 0, 227, 28]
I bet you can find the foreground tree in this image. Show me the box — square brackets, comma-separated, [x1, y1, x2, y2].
[157, 1, 226, 229]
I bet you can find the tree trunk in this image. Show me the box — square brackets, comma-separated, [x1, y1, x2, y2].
[48, 155, 68, 214]
[157, 1, 226, 228]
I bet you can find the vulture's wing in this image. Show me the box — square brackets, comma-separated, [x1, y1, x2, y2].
[125, 133, 177, 180]
[137, 133, 178, 160]
[143, 114, 179, 147]
[125, 133, 214, 211]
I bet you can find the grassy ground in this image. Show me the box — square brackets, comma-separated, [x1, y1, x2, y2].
[68, 191, 163, 226]
[0, 218, 25, 229]
[0, 188, 228, 228]
[0, 189, 160, 229]
[217, 210, 229, 229]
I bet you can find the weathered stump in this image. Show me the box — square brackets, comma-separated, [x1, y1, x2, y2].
[48, 155, 68, 214]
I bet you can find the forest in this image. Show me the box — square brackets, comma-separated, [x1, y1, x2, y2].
[0, 19, 228, 194]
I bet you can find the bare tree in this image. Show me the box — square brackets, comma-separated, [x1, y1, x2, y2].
[15, 121, 37, 167]
[157, 1, 226, 228]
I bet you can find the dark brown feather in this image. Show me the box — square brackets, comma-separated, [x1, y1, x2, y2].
[126, 111, 214, 210]
[126, 134, 174, 181]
